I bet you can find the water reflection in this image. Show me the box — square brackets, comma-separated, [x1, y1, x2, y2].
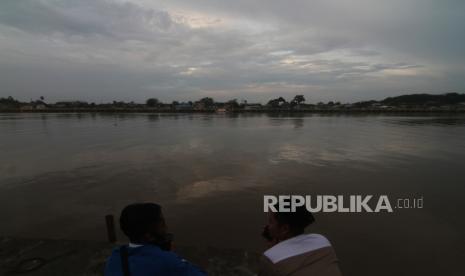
[292, 118, 304, 129]
[147, 114, 160, 122]
[1, 113, 465, 180]
[176, 177, 237, 201]
[384, 116, 465, 126]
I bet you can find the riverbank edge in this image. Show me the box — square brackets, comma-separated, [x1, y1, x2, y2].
[0, 236, 260, 276]
[2, 108, 465, 114]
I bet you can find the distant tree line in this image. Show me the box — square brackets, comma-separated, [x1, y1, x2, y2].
[1, 93, 465, 111]
[0, 96, 21, 107]
[381, 93, 465, 106]
[267, 95, 306, 108]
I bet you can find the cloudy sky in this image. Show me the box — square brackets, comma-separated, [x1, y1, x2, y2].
[1, 0, 464, 103]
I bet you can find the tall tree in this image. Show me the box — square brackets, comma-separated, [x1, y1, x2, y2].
[291, 95, 305, 107]
[226, 99, 239, 108]
[198, 97, 214, 107]
[267, 97, 287, 108]
[146, 98, 159, 107]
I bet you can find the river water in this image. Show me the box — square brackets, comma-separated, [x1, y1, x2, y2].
[1, 113, 464, 275]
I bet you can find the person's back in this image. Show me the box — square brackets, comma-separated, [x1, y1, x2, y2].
[105, 244, 205, 276]
[104, 203, 206, 276]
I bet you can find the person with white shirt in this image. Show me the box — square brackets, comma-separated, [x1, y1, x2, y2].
[260, 207, 342, 276]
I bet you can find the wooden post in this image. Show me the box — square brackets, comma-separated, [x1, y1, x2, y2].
[105, 215, 117, 243]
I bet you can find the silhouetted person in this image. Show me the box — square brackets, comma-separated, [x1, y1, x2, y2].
[105, 203, 206, 276]
[260, 207, 342, 276]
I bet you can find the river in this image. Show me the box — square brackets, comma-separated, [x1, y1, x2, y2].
[1, 113, 464, 275]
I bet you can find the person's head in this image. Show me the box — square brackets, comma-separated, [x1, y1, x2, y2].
[120, 203, 166, 244]
[265, 206, 315, 243]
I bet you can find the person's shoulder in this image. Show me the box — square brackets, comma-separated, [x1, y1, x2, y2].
[264, 233, 333, 264]
[155, 250, 190, 266]
[158, 251, 207, 275]
[107, 245, 163, 262]
[305, 233, 331, 244]
[135, 245, 176, 258]
[106, 246, 205, 275]
[140, 248, 205, 275]
[106, 246, 122, 261]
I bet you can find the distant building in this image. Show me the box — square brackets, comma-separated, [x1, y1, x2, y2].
[54, 101, 88, 108]
[243, 104, 262, 111]
[193, 102, 206, 110]
[174, 103, 192, 111]
[35, 104, 47, 110]
[20, 105, 34, 111]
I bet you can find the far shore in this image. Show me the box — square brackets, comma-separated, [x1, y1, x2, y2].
[1, 108, 465, 114]
[3, 93, 465, 114]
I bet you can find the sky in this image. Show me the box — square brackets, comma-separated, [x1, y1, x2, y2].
[0, 0, 464, 104]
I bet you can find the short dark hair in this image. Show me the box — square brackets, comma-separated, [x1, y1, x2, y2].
[120, 203, 163, 242]
[274, 206, 315, 235]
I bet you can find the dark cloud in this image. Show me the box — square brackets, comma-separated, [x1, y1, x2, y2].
[0, 0, 179, 40]
[0, 0, 464, 103]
